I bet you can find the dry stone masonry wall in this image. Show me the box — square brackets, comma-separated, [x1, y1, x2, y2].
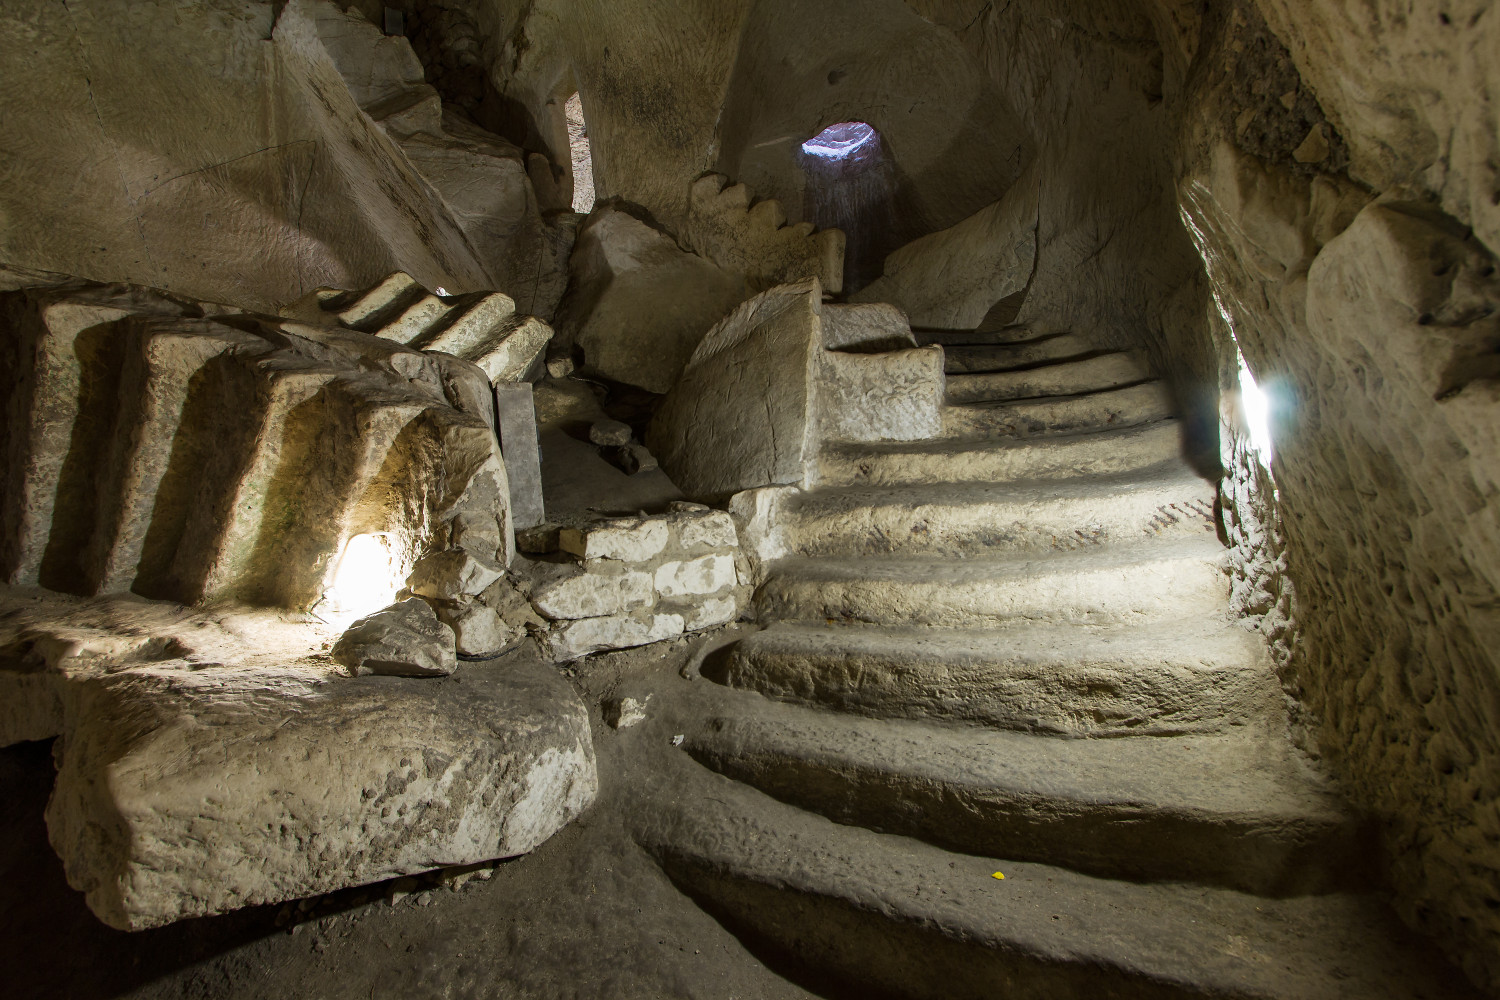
[515, 504, 751, 662]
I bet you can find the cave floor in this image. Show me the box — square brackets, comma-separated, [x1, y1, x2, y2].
[0, 634, 820, 1000]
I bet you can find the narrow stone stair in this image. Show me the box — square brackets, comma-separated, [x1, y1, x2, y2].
[0, 278, 510, 608]
[631, 322, 1481, 997]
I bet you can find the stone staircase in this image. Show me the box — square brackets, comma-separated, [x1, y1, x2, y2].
[0, 276, 524, 609]
[629, 324, 1479, 997]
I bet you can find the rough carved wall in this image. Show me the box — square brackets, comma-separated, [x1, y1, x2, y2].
[1174, 2, 1500, 991]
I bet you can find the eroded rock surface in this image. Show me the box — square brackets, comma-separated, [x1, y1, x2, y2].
[0, 591, 596, 931]
[332, 597, 457, 677]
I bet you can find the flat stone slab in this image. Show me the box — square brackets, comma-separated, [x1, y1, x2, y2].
[0, 590, 597, 930]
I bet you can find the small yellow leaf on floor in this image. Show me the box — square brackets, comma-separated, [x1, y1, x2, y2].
[991, 872, 1005, 880]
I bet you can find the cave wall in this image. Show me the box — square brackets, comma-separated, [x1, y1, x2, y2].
[1171, 1, 1500, 991]
[478, 0, 1031, 253]
[0, 0, 512, 313]
[903, 0, 1220, 464]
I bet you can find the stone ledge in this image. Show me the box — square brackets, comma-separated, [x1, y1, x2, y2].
[0, 589, 597, 930]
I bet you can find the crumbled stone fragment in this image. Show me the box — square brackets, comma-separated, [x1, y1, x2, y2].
[332, 598, 457, 677]
[558, 517, 669, 562]
[604, 695, 651, 729]
[589, 419, 633, 446]
[407, 549, 505, 601]
[1293, 125, 1330, 164]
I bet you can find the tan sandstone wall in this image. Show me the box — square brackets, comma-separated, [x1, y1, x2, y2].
[1173, 1, 1500, 991]
[0, 0, 507, 313]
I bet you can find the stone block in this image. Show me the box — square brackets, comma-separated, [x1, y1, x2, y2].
[523, 562, 654, 619]
[558, 518, 669, 563]
[0, 595, 597, 930]
[675, 510, 739, 550]
[684, 595, 739, 632]
[495, 383, 546, 532]
[332, 597, 457, 677]
[655, 554, 737, 598]
[544, 612, 685, 662]
[649, 281, 822, 500]
[553, 207, 749, 393]
[407, 549, 505, 601]
[437, 601, 522, 659]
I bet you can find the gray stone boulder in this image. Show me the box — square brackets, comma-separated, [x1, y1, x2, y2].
[332, 597, 458, 677]
[553, 207, 748, 393]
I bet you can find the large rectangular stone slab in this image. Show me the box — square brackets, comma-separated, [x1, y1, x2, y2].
[0, 595, 596, 930]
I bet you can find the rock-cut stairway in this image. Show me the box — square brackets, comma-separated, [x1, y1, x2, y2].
[629, 325, 1480, 998]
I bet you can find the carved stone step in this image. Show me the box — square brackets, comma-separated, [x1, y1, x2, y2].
[683, 689, 1369, 896]
[946, 350, 1151, 404]
[943, 332, 1100, 374]
[774, 460, 1214, 559]
[709, 618, 1275, 736]
[816, 419, 1184, 488]
[755, 535, 1228, 628]
[628, 748, 1474, 1000]
[940, 381, 1176, 440]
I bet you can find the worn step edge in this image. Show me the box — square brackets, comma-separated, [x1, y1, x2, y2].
[943, 333, 1102, 375]
[756, 536, 1228, 627]
[946, 350, 1151, 404]
[628, 750, 1475, 1000]
[940, 381, 1175, 441]
[682, 687, 1368, 897]
[816, 419, 1184, 488]
[781, 460, 1214, 558]
[707, 619, 1278, 736]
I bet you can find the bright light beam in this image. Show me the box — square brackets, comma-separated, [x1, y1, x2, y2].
[1237, 351, 1274, 466]
[321, 533, 402, 625]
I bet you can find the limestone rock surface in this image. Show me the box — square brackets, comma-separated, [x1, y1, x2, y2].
[332, 598, 457, 677]
[553, 208, 748, 393]
[0, 278, 514, 610]
[650, 280, 943, 501]
[0, 591, 597, 930]
[681, 174, 846, 293]
[853, 163, 1040, 330]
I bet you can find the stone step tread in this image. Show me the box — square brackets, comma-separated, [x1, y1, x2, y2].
[939, 381, 1177, 440]
[333, 272, 422, 329]
[711, 619, 1278, 737]
[816, 418, 1183, 487]
[415, 291, 517, 355]
[765, 533, 1225, 587]
[914, 326, 1069, 347]
[85, 324, 268, 595]
[946, 350, 1152, 404]
[686, 685, 1347, 830]
[756, 537, 1227, 628]
[179, 356, 345, 603]
[943, 333, 1103, 374]
[731, 618, 1265, 674]
[630, 750, 1477, 1000]
[788, 459, 1211, 514]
